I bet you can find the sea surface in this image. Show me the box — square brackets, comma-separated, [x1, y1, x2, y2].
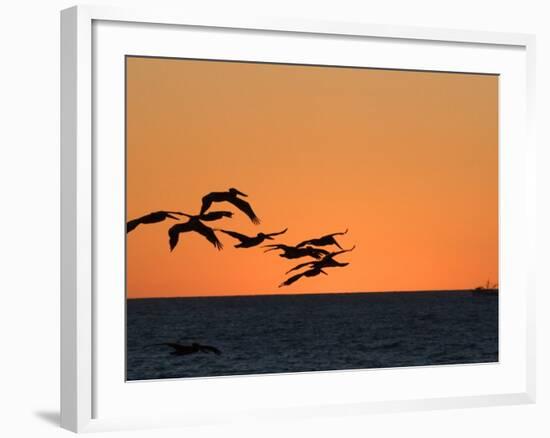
[126, 291, 498, 381]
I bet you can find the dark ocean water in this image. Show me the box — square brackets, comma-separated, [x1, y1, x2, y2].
[126, 291, 498, 381]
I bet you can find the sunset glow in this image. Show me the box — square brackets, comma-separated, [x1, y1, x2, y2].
[126, 57, 498, 298]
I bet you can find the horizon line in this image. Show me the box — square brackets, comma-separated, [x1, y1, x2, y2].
[126, 288, 486, 300]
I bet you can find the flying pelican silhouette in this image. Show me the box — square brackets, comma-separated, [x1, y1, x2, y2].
[200, 188, 260, 224]
[295, 229, 349, 249]
[168, 218, 223, 251]
[279, 266, 328, 287]
[148, 342, 221, 356]
[263, 244, 330, 260]
[219, 228, 288, 248]
[285, 246, 355, 274]
[127, 211, 185, 233]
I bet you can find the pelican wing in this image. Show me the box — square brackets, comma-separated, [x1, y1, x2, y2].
[328, 245, 356, 258]
[199, 194, 215, 215]
[266, 228, 288, 238]
[218, 229, 251, 241]
[168, 222, 194, 251]
[126, 212, 158, 232]
[127, 210, 183, 233]
[227, 196, 260, 224]
[328, 229, 348, 237]
[318, 260, 349, 269]
[262, 243, 291, 253]
[279, 271, 308, 287]
[303, 247, 330, 258]
[126, 218, 141, 233]
[285, 260, 315, 274]
[296, 229, 348, 248]
[263, 247, 280, 253]
[200, 210, 233, 221]
[194, 222, 224, 250]
[200, 191, 232, 215]
[295, 237, 317, 248]
[263, 243, 285, 249]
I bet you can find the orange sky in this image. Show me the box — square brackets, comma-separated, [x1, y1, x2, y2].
[126, 56, 498, 298]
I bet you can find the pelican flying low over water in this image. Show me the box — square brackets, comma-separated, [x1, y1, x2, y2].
[126, 211, 185, 233]
[200, 188, 260, 224]
[219, 228, 288, 248]
[148, 342, 222, 356]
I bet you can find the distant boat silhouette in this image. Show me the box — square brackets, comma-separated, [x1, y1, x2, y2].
[285, 245, 355, 274]
[200, 188, 260, 224]
[279, 266, 328, 287]
[168, 218, 223, 251]
[219, 228, 288, 248]
[471, 280, 499, 296]
[127, 211, 185, 233]
[295, 229, 348, 249]
[263, 244, 329, 259]
[148, 342, 222, 356]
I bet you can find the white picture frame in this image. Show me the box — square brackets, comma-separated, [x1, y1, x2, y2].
[60, 4, 536, 433]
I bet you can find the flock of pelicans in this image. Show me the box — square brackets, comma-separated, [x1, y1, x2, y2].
[129, 187, 355, 358]
[127, 187, 355, 288]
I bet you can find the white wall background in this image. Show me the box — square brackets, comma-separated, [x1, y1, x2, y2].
[0, 0, 547, 436]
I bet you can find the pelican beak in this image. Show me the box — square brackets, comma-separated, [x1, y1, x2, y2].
[234, 189, 247, 197]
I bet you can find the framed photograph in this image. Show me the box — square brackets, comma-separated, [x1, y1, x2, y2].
[61, 5, 536, 433]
